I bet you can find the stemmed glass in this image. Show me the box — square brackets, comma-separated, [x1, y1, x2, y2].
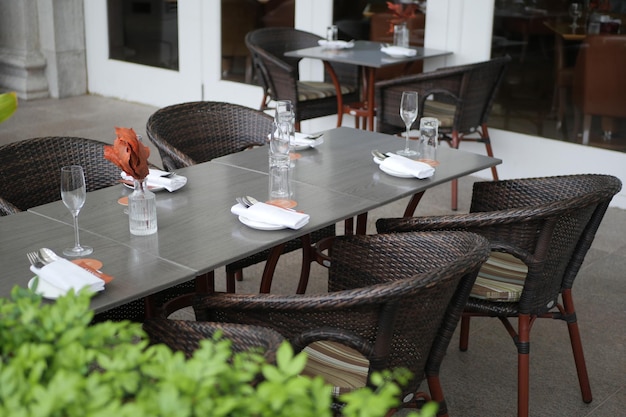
[60, 165, 93, 256]
[397, 91, 418, 157]
[569, 3, 582, 29]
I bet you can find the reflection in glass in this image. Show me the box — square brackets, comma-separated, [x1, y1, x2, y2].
[108, 0, 179, 70]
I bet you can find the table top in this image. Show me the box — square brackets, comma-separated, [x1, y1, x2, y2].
[284, 40, 451, 69]
[214, 127, 501, 204]
[0, 211, 196, 313]
[4, 127, 499, 313]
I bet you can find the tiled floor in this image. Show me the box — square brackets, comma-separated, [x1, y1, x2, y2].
[1, 95, 624, 417]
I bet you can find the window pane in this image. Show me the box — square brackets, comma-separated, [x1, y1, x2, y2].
[221, 0, 295, 83]
[108, 0, 179, 71]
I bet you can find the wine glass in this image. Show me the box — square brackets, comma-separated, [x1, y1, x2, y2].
[60, 165, 93, 256]
[397, 91, 419, 156]
[569, 3, 582, 29]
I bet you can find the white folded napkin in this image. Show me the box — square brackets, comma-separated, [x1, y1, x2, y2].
[293, 132, 324, 148]
[380, 154, 435, 179]
[380, 46, 417, 57]
[121, 168, 187, 192]
[231, 202, 310, 230]
[318, 40, 354, 49]
[30, 258, 105, 294]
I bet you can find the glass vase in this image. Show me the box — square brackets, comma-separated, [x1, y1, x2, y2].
[128, 178, 158, 236]
[393, 23, 409, 48]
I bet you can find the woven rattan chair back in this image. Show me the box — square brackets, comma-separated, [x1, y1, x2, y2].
[146, 101, 272, 171]
[375, 56, 511, 210]
[245, 27, 359, 129]
[143, 320, 285, 364]
[376, 174, 622, 417]
[0, 136, 120, 216]
[192, 231, 491, 414]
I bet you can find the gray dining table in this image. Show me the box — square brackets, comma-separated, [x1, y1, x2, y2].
[0, 211, 196, 313]
[4, 126, 500, 316]
[285, 40, 451, 130]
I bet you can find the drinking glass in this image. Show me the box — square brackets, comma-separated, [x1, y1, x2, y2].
[274, 100, 295, 149]
[419, 117, 439, 165]
[569, 3, 582, 29]
[397, 91, 419, 157]
[60, 165, 93, 256]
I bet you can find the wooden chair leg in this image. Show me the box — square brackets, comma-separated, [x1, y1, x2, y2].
[562, 289, 593, 403]
[427, 375, 449, 417]
[258, 243, 286, 293]
[403, 191, 425, 217]
[295, 234, 313, 294]
[481, 125, 499, 181]
[517, 314, 531, 417]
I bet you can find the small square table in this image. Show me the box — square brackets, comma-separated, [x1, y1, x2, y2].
[285, 40, 451, 131]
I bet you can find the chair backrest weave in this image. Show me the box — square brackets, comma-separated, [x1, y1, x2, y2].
[146, 101, 272, 171]
[193, 231, 491, 399]
[469, 174, 622, 314]
[0, 136, 120, 215]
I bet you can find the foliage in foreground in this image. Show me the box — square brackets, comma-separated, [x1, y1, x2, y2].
[0, 286, 437, 417]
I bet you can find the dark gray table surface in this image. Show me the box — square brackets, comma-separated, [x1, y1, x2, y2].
[213, 127, 501, 204]
[0, 211, 196, 313]
[28, 162, 373, 277]
[12, 127, 500, 313]
[285, 40, 451, 68]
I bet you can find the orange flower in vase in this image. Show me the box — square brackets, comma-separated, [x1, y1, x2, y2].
[104, 127, 150, 180]
[386, 1, 419, 33]
[105, 127, 157, 235]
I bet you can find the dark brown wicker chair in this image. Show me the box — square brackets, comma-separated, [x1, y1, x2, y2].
[245, 27, 360, 131]
[142, 320, 284, 364]
[0, 136, 121, 216]
[376, 174, 622, 417]
[0, 136, 161, 322]
[146, 101, 272, 172]
[191, 231, 491, 416]
[375, 56, 511, 211]
[146, 100, 336, 301]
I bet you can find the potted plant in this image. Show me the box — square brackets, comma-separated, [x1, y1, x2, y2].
[0, 92, 17, 124]
[0, 286, 437, 417]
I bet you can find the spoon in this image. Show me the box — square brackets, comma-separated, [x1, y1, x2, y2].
[371, 150, 389, 160]
[39, 248, 114, 283]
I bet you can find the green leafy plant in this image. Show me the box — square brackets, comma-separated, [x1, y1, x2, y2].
[0, 92, 17, 124]
[0, 286, 437, 417]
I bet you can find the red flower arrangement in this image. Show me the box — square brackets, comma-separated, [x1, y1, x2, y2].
[104, 127, 150, 180]
[386, 1, 420, 32]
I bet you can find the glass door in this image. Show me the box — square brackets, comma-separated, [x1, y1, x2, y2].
[84, 0, 203, 107]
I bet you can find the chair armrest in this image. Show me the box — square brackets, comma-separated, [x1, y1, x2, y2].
[0, 196, 21, 216]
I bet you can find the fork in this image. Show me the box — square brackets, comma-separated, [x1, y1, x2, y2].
[236, 197, 252, 208]
[26, 252, 45, 269]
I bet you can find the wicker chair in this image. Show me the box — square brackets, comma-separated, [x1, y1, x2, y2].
[190, 231, 491, 416]
[146, 101, 271, 172]
[375, 56, 511, 211]
[376, 174, 622, 417]
[146, 101, 336, 300]
[0, 136, 121, 216]
[143, 320, 284, 364]
[245, 27, 360, 131]
[0, 136, 161, 322]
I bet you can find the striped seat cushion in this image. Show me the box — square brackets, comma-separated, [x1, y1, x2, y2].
[297, 81, 356, 102]
[423, 100, 456, 128]
[302, 340, 369, 395]
[470, 252, 527, 302]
